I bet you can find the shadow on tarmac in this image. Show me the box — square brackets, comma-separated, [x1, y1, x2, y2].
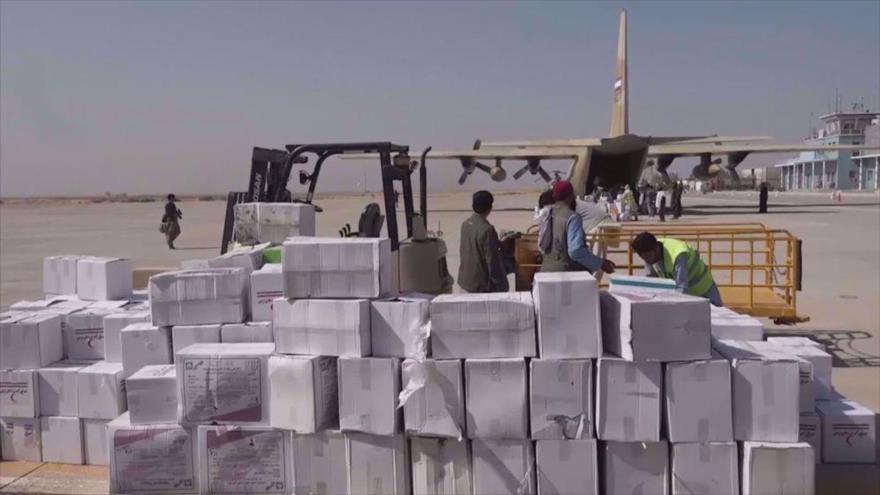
[766, 330, 880, 368]
[682, 208, 839, 216]
[689, 202, 880, 209]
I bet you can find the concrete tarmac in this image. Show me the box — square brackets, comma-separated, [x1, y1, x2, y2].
[1, 189, 877, 493]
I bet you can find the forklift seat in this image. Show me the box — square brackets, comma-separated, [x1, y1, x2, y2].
[358, 203, 385, 238]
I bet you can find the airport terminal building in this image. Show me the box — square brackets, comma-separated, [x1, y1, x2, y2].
[775, 112, 879, 191]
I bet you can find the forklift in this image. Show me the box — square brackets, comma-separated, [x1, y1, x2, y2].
[221, 142, 453, 294]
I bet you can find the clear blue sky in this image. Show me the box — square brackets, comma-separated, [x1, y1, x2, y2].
[1, 1, 878, 196]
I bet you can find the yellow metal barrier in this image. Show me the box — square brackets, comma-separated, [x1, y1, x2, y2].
[514, 222, 808, 324]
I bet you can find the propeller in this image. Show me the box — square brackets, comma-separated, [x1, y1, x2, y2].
[458, 155, 505, 184]
[458, 157, 474, 185]
[512, 158, 552, 183]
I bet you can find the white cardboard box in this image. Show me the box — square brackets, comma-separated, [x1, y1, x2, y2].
[282, 237, 393, 299]
[338, 357, 401, 435]
[82, 418, 110, 465]
[274, 298, 371, 357]
[1, 309, 34, 322]
[149, 268, 249, 326]
[532, 272, 602, 358]
[346, 433, 410, 495]
[714, 339, 801, 442]
[76, 257, 133, 301]
[402, 359, 465, 439]
[108, 412, 197, 494]
[0, 417, 42, 462]
[121, 323, 172, 378]
[465, 358, 528, 439]
[800, 411, 822, 464]
[530, 359, 593, 440]
[127, 364, 178, 425]
[766, 336, 824, 348]
[816, 398, 876, 464]
[40, 416, 83, 464]
[471, 439, 535, 495]
[767, 339, 833, 399]
[410, 437, 472, 495]
[0, 312, 63, 369]
[65, 308, 116, 360]
[671, 442, 739, 495]
[371, 295, 432, 358]
[180, 259, 210, 270]
[207, 244, 266, 273]
[197, 425, 291, 495]
[221, 321, 274, 343]
[269, 355, 338, 433]
[172, 324, 221, 360]
[728, 340, 816, 412]
[710, 313, 764, 341]
[596, 356, 662, 441]
[430, 293, 536, 359]
[235, 202, 316, 245]
[43, 255, 81, 295]
[600, 290, 711, 361]
[250, 264, 284, 322]
[536, 439, 598, 495]
[176, 343, 273, 426]
[103, 311, 151, 362]
[9, 298, 65, 311]
[77, 361, 126, 419]
[664, 354, 734, 442]
[290, 431, 348, 495]
[0, 369, 39, 418]
[604, 441, 669, 495]
[39, 361, 86, 416]
[608, 274, 676, 294]
[741, 442, 814, 495]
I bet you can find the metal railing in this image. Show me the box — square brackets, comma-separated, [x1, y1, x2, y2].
[514, 222, 807, 323]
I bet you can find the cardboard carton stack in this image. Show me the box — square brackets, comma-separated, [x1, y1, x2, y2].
[5, 242, 876, 495]
[234, 202, 316, 245]
[1, 255, 138, 464]
[272, 236, 413, 495]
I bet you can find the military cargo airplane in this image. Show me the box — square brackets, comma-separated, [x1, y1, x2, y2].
[410, 10, 879, 196]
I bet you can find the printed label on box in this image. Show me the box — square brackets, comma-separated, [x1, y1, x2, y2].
[182, 358, 262, 422]
[114, 428, 196, 492]
[206, 429, 286, 494]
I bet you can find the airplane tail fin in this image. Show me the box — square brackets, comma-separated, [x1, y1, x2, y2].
[609, 9, 628, 137]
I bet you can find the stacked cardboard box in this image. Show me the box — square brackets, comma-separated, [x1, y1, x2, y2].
[8, 245, 876, 494]
[1, 255, 140, 465]
[275, 237, 411, 495]
[234, 202, 317, 245]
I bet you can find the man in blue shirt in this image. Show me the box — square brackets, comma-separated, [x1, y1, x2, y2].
[539, 181, 616, 274]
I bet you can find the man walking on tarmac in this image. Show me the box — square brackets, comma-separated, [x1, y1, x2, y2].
[540, 180, 616, 274]
[161, 193, 182, 249]
[631, 231, 723, 306]
[458, 190, 509, 293]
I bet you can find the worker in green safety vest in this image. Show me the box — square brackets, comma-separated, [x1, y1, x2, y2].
[631, 231, 723, 306]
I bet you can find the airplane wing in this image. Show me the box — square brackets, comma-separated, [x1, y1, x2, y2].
[478, 138, 602, 148]
[341, 147, 583, 160]
[342, 147, 584, 184]
[648, 143, 880, 156]
[478, 135, 771, 148]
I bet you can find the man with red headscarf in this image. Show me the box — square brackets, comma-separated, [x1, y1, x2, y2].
[539, 181, 616, 274]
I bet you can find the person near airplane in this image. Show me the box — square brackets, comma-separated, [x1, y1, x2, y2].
[631, 231, 723, 306]
[539, 181, 616, 274]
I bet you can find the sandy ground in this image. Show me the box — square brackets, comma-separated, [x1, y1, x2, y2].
[1, 189, 878, 493]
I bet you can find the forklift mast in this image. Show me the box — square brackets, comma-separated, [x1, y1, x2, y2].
[221, 142, 423, 254]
